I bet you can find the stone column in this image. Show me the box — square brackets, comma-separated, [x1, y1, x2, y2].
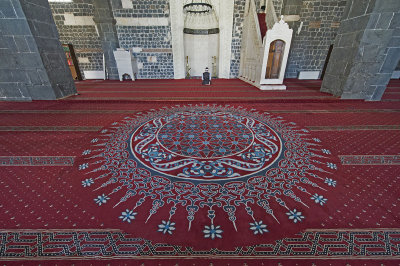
[92, 0, 119, 80]
[20, 0, 77, 99]
[321, 0, 400, 100]
[0, 0, 76, 101]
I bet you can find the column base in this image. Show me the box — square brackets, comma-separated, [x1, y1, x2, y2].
[259, 85, 286, 90]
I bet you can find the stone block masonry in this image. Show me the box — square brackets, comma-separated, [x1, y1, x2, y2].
[135, 52, 174, 79]
[230, 0, 246, 78]
[118, 26, 173, 79]
[92, 0, 120, 80]
[112, 0, 173, 79]
[55, 25, 103, 72]
[20, 0, 76, 98]
[50, 0, 104, 75]
[118, 26, 172, 49]
[284, 0, 347, 78]
[0, 0, 43, 101]
[43, 0, 373, 82]
[321, 0, 400, 100]
[111, 0, 169, 18]
[0, 0, 76, 100]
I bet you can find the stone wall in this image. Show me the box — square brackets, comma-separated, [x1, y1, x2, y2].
[42, 0, 387, 82]
[284, 0, 347, 78]
[282, 0, 302, 16]
[230, 0, 246, 78]
[111, 0, 173, 79]
[49, 0, 103, 73]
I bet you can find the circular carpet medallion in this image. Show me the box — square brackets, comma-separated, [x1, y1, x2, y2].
[130, 110, 282, 182]
[77, 105, 338, 245]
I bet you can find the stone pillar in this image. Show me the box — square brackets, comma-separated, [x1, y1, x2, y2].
[92, 0, 119, 80]
[0, 0, 76, 100]
[20, 0, 76, 98]
[321, 0, 400, 100]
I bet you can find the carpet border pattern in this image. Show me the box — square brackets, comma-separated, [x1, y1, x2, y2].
[0, 229, 399, 260]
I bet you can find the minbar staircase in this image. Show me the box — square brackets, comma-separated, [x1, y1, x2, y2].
[239, 0, 293, 90]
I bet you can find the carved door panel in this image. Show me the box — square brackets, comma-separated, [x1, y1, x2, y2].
[265, 40, 285, 79]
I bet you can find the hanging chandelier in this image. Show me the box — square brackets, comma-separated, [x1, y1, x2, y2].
[183, 0, 219, 34]
[183, 0, 213, 14]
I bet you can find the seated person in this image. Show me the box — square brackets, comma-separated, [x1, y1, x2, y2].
[202, 67, 211, 85]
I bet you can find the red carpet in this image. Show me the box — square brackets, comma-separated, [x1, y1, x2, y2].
[0, 79, 399, 265]
[67, 79, 339, 101]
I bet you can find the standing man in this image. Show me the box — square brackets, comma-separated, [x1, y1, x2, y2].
[202, 67, 211, 85]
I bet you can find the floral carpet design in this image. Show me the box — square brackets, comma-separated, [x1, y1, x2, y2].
[2, 78, 400, 264]
[78, 105, 337, 241]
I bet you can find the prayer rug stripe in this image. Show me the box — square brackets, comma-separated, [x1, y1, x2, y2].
[77, 90, 321, 93]
[2, 109, 400, 114]
[65, 96, 337, 101]
[0, 156, 75, 166]
[339, 155, 400, 165]
[0, 110, 140, 114]
[0, 126, 102, 131]
[307, 125, 400, 131]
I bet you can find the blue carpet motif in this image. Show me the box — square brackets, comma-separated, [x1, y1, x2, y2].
[78, 105, 338, 242]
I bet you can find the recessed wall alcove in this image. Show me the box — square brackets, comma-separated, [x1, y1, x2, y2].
[170, 0, 234, 79]
[183, 0, 219, 78]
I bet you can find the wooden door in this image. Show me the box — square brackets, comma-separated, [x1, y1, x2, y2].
[265, 40, 285, 79]
[62, 44, 82, 80]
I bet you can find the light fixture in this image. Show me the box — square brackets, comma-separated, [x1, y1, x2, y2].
[183, 0, 212, 14]
[183, 0, 219, 34]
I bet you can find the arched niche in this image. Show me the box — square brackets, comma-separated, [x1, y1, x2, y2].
[183, 2, 220, 78]
[170, 0, 234, 79]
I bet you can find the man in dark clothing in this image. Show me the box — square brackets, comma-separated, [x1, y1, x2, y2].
[202, 67, 211, 85]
